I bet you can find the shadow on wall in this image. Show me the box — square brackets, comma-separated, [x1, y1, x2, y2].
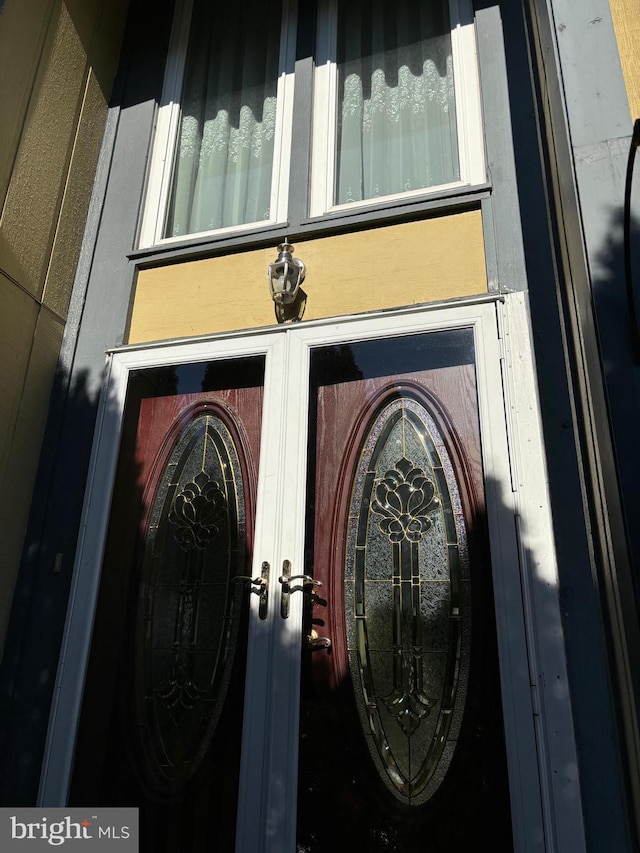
[590, 205, 640, 576]
[64, 460, 570, 853]
[499, 0, 640, 844]
[68, 365, 253, 851]
[61, 0, 131, 103]
[0, 0, 175, 807]
[0, 364, 102, 805]
[0, 311, 580, 851]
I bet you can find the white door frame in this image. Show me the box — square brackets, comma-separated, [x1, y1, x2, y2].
[39, 295, 585, 853]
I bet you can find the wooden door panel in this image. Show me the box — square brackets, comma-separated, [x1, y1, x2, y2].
[70, 358, 265, 853]
[133, 395, 260, 794]
[298, 332, 513, 851]
[135, 388, 263, 491]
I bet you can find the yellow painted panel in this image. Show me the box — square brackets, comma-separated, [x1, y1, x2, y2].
[0, 0, 55, 206]
[43, 69, 108, 318]
[0, 305, 64, 653]
[0, 1, 87, 298]
[610, 0, 640, 119]
[129, 211, 487, 343]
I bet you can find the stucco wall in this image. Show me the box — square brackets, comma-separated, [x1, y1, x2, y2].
[0, 0, 129, 654]
[128, 211, 488, 343]
[610, 0, 640, 120]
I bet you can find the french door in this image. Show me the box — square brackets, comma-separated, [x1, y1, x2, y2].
[41, 301, 573, 852]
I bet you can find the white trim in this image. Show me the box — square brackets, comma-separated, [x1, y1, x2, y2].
[450, 0, 486, 186]
[106, 292, 506, 356]
[236, 331, 311, 852]
[497, 294, 586, 853]
[37, 354, 127, 805]
[472, 308, 547, 851]
[39, 299, 584, 852]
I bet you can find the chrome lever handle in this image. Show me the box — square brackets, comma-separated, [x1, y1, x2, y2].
[232, 561, 269, 620]
[278, 561, 322, 618]
[306, 630, 332, 651]
[278, 562, 324, 618]
[278, 574, 322, 587]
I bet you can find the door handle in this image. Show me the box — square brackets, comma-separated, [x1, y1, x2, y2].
[278, 560, 322, 619]
[305, 629, 332, 651]
[232, 560, 269, 619]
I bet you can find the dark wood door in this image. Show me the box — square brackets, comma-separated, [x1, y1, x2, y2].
[70, 357, 265, 853]
[68, 331, 515, 853]
[297, 330, 513, 851]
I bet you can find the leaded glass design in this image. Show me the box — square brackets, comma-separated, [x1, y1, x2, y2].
[345, 395, 470, 805]
[135, 409, 246, 790]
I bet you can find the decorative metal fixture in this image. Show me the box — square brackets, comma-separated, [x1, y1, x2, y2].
[268, 241, 305, 303]
[268, 241, 307, 322]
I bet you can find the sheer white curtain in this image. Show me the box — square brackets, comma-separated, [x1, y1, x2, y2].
[165, 0, 282, 238]
[336, 0, 459, 205]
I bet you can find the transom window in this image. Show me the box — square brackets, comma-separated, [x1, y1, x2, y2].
[139, 0, 484, 247]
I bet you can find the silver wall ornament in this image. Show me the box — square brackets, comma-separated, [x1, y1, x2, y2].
[268, 241, 307, 323]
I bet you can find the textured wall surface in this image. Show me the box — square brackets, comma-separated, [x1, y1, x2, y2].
[0, 0, 129, 654]
[128, 211, 488, 343]
[610, 0, 640, 119]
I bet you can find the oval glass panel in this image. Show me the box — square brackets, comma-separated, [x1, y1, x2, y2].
[345, 394, 470, 806]
[135, 409, 247, 790]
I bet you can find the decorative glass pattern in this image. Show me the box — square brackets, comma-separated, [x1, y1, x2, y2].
[345, 395, 470, 805]
[136, 410, 246, 789]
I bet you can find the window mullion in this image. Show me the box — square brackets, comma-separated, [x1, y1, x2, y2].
[286, 1, 318, 229]
[286, 56, 315, 228]
[309, 0, 338, 218]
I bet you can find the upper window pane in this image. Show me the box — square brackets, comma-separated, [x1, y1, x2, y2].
[335, 0, 459, 206]
[142, 0, 482, 245]
[164, 0, 284, 238]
